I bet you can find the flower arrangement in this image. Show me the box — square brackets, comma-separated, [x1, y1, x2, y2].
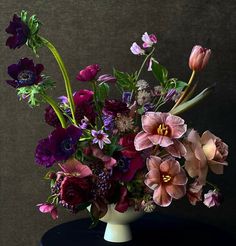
[5, 11, 228, 226]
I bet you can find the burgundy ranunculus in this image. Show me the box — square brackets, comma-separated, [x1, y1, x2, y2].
[73, 90, 94, 105]
[103, 99, 129, 116]
[60, 176, 92, 206]
[49, 125, 82, 161]
[6, 58, 44, 88]
[115, 186, 129, 212]
[76, 64, 100, 82]
[35, 138, 56, 168]
[44, 105, 62, 128]
[119, 134, 137, 157]
[6, 14, 30, 49]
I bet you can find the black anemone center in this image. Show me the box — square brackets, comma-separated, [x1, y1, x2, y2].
[17, 70, 36, 85]
[117, 157, 131, 173]
[61, 138, 73, 153]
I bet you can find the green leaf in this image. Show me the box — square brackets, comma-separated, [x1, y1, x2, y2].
[113, 68, 136, 91]
[97, 82, 109, 102]
[75, 201, 91, 212]
[175, 81, 188, 92]
[170, 86, 214, 115]
[151, 60, 168, 85]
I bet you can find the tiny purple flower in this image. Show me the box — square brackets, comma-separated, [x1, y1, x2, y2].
[142, 32, 157, 48]
[58, 96, 68, 105]
[97, 74, 116, 83]
[79, 117, 89, 130]
[122, 92, 132, 105]
[102, 115, 114, 131]
[91, 129, 111, 149]
[130, 42, 145, 55]
[164, 89, 178, 102]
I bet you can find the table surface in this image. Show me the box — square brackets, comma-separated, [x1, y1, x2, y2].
[40, 213, 235, 246]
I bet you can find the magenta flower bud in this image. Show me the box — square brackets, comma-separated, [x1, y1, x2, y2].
[130, 42, 145, 55]
[189, 45, 211, 71]
[97, 74, 116, 83]
[76, 64, 100, 82]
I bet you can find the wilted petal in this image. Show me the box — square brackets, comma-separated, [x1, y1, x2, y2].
[134, 131, 153, 151]
[208, 160, 227, 174]
[166, 139, 187, 158]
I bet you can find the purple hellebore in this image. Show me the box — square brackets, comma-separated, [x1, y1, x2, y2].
[6, 58, 44, 88]
[6, 14, 30, 49]
[76, 64, 100, 82]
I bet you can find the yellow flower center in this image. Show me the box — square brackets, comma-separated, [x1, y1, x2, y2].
[157, 124, 169, 136]
[162, 174, 172, 183]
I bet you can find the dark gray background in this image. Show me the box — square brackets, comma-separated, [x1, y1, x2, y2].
[0, 0, 235, 245]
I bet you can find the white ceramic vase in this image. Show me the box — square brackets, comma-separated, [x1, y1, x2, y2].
[88, 204, 143, 243]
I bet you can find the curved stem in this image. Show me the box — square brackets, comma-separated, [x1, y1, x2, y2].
[41, 93, 67, 128]
[171, 70, 196, 110]
[136, 47, 155, 81]
[40, 36, 77, 125]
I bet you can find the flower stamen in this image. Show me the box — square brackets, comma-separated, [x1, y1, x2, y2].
[162, 174, 172, 183]
[157, 124, 169, 136]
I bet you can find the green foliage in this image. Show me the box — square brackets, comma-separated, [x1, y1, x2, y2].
[16, 75, 55, 107]
[151, 60, 168, 86]
[97, 82, 109, 103]
[20, 10, 44, 55]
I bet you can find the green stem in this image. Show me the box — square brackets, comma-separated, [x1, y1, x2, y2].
[41, 94, 67, 128]
[40, 36, 77, 125]
[136, 47, 155, 81]
[206, 181, 219, 191]
[171, 70, 196, 110]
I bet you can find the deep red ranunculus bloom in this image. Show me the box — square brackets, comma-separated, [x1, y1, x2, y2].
[103, 99, 129, 116]
[76, 64, 100, 82]
[60, 176, 92, 206]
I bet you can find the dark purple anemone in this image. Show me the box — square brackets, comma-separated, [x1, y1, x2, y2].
[35, 138, 56, 168]
[6, 58, 44, 88]
[6, 14, 30, 49]
[49, 125, 82, 161]
[44, 105, 62, 128]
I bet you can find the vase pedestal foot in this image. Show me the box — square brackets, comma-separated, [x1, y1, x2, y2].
[104, 223, 132, 243]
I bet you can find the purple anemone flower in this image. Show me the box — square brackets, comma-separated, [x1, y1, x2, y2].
[35, 138, 56, 168]
[6, 58, 44, 88]
[6, 14, 30, 49]
[50, 125, 82, 161]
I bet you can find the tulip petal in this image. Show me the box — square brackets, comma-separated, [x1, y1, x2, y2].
[145, 169, 160, 190]
[148, 135, 173, 147]
[202, 139, 216, 160]
[166, 184, 186, 199]
[134, 131, 153, 151]
[153, 186, 172, 207]
[146, 156, 162, 171]
[160, 159, 180, 176]
[141, 114, 158, 133]
[172, 169, 188, 185]
[166, 139, 187, 158]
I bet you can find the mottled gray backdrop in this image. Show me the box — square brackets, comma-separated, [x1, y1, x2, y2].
[0, 0, 235, 245]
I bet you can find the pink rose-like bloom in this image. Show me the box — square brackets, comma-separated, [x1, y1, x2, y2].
[130, 42, 145, 55]
[145, 156, 187, 207]
[134, 112, 187, 158]
[142, 32, 157, 48]
[189, 45, 211, 71]
[37, 203, 58, 220]
[203, 190, 221, 208]
[73, 89, 94, 105]
[76, 64, 100, 81]
[184, 130, 228, 184]
[187, 180, 203, 205]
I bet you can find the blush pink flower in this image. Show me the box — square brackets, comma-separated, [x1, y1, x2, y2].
[37, 203, 58, 220]
[134, 112, 187, 157]
[130, 42, 145, 55]
[203, 190, 221, 208]
[145, 156, 187, 207]
[142, 32, 157, 48]
[184, 130, 228, 184]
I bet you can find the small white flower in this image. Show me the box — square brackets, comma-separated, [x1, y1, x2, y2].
[136, 80, 149, 90]
[91, 129, 111, 149]
[115, 114, 134, 133]
[137, 90, 151, 105]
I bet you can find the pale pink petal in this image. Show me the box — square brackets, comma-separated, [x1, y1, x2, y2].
[197, 166, 208, 185]
[166, 184, 186, 199]
[103, 138, 111, 144]
[98, 140, 104, 149]
[146, 156, 162, 171]
[104, 157, 117, 169]
[171, 169, 188, 185]
[201, 130, 217, 144]
[134, 131, 153, 151]
[208, 160, 227, 174]
[160, 159, 180, 176]
[166, 114, 185, 126]
[194, 145, 207, 164]
[145, 170, 160, 190]
[187, 129, 201, 144]
[171, 124, 187, 138]
[202, 139, 216, 160]
[184, 159, 200, 178]
[166, 139, 187, 158]
[141, 114, 159, 133]
[148, 135, 173, 147]
[51, 208, 58, 220]
[153, 186, 172, 207]
[75, 164, 93, 178]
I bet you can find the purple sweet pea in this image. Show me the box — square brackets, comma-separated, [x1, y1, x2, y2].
[6, 58, 44, 88]
[97, 74, 116, 83]
[142, 32, 157, 48]
[76, 64, 100, 82]
[5, 14, 30, 49]
[130, 42, 145, 55]
[50, 125, 82, 161]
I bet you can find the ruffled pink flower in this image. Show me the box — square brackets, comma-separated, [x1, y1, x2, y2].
[134, 112, 187, 157]
[142, 32, 157, 48]
[145, 156, 187, 207]
[203, 190, 221, 208]
[130, 42, 145, 55]
[76, 64, 100, 81]
[184, 130, 228, 184]
[187, 180, 203, 205]
[37, 203, 58, 220]
[73, 89, 94, 105]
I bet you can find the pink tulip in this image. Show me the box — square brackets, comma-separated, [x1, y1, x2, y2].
[189, 45, 211, 71]
[145, 156, 187, 207]
[37, 203, 58, 220]
[184, 130, 228, 185]
[134, 112, 187, 158]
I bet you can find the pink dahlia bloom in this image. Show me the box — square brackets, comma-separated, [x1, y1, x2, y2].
[134, 112, 187, 157]
[184, 130, 228, 184]
[145, 156, 187, 207]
